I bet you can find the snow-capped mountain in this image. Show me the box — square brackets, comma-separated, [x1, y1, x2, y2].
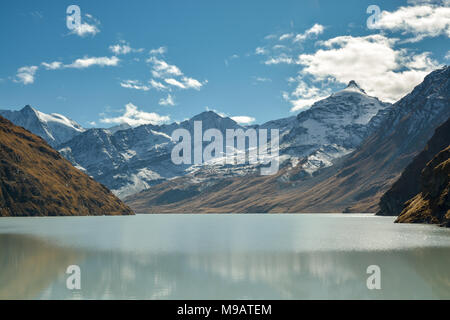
[0, 81, 392, 199]
[58, 81, 390, 198]
[125, 66, 450, 213]
[58, 111, 246, 198]
[262, 80, 391, 174]
[0, 105, 85, 147]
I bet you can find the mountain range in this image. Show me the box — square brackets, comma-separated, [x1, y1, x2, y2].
[1, 66, 448, 217]
[0, 80, 390, 199]
[125, 66, 450, 214]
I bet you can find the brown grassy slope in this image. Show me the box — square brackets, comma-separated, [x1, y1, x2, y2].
[0, 116, 134, 216]
[396, 146, 450, 227]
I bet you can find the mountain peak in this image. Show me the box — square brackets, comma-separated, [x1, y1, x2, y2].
[347, 80, 359, 88]
[21, 105, 37, 114]
[345, 80, 366, 94]
[192, 110, 225, 121]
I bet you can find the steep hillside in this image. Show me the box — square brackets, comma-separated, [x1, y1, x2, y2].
[0, 116, 133, 216]
[378, 117, 450, 216]
[396, 146, 449, 227]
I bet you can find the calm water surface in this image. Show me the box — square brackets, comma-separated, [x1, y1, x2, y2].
[0, 214, 449, 299]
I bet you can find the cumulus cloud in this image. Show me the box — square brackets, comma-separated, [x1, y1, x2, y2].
[293, 23, 325, 42]
[68, 13, 100, 37]
[373, 4, 450, 42]
[159, 94, 175, 106]
[100, 103, 170, 126]
[15, 66, 38, 84]
[296, 34, 440, 102]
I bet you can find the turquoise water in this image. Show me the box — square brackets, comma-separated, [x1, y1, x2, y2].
[0, 214, 449, 299]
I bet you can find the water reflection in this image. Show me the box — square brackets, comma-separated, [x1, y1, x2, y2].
[1, 233, 449, 299]
[0, 234, 81, 299]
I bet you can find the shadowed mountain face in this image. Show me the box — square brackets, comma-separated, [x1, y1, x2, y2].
[378, 118, 450, 216]
[125, 66, 450, 213]
[396, 145, 450, 227]
[0, 116, 133, 216]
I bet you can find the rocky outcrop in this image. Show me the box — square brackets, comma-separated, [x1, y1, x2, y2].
[378, 118, 450, 216]
[0, 116, 134, 216]
[396, 146, 450, 227]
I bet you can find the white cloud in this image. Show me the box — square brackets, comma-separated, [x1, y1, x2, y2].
[293, 23, 325, 42]
[120, 80, 150, 91]
[164, 78, 185, 89]
[109, 41, 143, 55]
[284, 80, 331, 112]
[159, 94, 175, 106]
[147, 56, 182, 78]
[253, 77, 272, 83]
[231, 116, 256, 125]
[149, 79, 167, 91]
[41, 61, 63, 70]
[445, 50, 450, 59]
[15, 66, 38, 84]
[296, 34, 440, 102]
[205, 107, 256, 125]
[100, 103, 170, 126]
[164, 77, 204, 90]
[205, 106, 227, 118]
[65, 56, 120, 69]
[265, 54, 295, 65]
[255, 47, 268, 55]
[279, 33, 294, 41]
[181, 77, 203, 90]
[149, 46, 167, 55]
[374, 4, 450, 42]
[68, 14, 100, 37]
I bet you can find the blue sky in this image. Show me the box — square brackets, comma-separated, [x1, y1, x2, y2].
[0, 0, 449, 127]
